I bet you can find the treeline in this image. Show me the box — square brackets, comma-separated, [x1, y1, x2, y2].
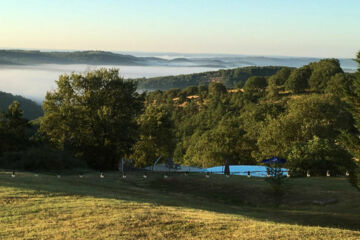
[136, 66, 284, 90]
[0, 50, 151, 65]
[0, 55, 359, 188]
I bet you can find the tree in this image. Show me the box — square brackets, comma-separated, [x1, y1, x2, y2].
[40, 69, 143, 169]
[130, 105, 175, 167]
[243, 76, 267, 93]
[309, 59, 343, 92]
[257, 94, 353, 160]
[325, 73, 354, 98]
[266, 79, 280, 99]
[209, 82, 227, 98]
[183, 117, 256, 167]
[0, 101, 30, 153]
[268, 67, 292, 86]
[342, 51, 360, 189]
[287, 136, 354, 175]
[285, 66, 311, 93]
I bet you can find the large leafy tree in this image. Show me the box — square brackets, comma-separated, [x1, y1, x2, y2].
[40, 69, 143, 169]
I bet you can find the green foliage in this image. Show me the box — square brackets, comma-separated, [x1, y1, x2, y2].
[183, 117, 256, 167]
[40, 69, 143, 170]
[257, 94, 353, 160]
[287, 136, 354, 175]
[209, 82, 227, 98]
[342, 51, 360, 189]
[0, 101, 31, 153]
[309, 59, 343, 92]
[349, 163, 360, 190]
[243, 76, 267, 93]
[285, 66, 311, 93]
[0, 91, 43, 120]
[325, 73, 354, 97]
[268, 67, 292, 86]
[1, 56, 356, 174]
[130, 105, 175, 167]
[181, 86, 198, 96]
[243, 76, 267, 100]
[137, 66, 282, 90]
[265, 166, 288, 206]
[266, 79, 280, 99]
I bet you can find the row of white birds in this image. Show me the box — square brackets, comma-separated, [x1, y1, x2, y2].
[9, 170, 350, 178]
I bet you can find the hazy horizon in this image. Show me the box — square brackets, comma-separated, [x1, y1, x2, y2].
[1, 47, 358, 60]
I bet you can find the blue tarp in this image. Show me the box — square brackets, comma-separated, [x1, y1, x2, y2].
[204, 165, 288, 177]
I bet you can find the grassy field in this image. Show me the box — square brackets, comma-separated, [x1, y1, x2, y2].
[0, 170, 359, 239]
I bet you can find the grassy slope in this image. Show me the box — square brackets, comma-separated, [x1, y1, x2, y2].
[0, 171, 359, 239]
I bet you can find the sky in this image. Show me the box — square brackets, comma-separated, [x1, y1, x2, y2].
[0, 0, 359, 58]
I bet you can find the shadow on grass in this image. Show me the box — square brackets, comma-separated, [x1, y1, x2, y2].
[0, 170, 359, 231]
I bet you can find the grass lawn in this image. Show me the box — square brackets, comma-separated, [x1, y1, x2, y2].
[0, 170, 359, 239]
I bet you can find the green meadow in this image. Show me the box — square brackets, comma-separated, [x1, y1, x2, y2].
[1, 170, 359, 239]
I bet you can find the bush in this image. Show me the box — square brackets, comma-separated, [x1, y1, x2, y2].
[286, 136, 354, 176]
[265, 166, 289, 206]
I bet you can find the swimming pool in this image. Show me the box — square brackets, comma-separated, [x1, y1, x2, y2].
[204, 165, 288, 177]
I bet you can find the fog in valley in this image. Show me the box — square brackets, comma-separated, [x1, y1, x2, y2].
[0, 64, 218, 103]
[0, 54, 357, 104]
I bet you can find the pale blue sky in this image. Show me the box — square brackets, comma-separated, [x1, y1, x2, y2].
[0, 0, 359, 57]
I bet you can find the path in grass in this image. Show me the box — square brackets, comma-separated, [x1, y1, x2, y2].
[0, 171, 359, 239]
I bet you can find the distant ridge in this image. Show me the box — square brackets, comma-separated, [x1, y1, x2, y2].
[0, 91, 43, 120]
[0, 49, 357, 70]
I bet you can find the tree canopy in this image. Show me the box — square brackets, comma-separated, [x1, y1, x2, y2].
[40, 69, 143, 169]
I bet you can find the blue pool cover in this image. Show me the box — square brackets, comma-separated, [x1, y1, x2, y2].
[203, 165, 288, 177]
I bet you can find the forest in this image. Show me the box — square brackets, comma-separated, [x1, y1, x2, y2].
[136, 66, 284, 90]
[0, 53, 359, 189]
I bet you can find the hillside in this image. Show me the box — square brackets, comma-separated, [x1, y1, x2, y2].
[1, 50, 357, 71]
[0, 171, 359, 239]
[0, 91, 43, 120]
[0, 50, 151, 66]
[136, 66, 286, 90]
